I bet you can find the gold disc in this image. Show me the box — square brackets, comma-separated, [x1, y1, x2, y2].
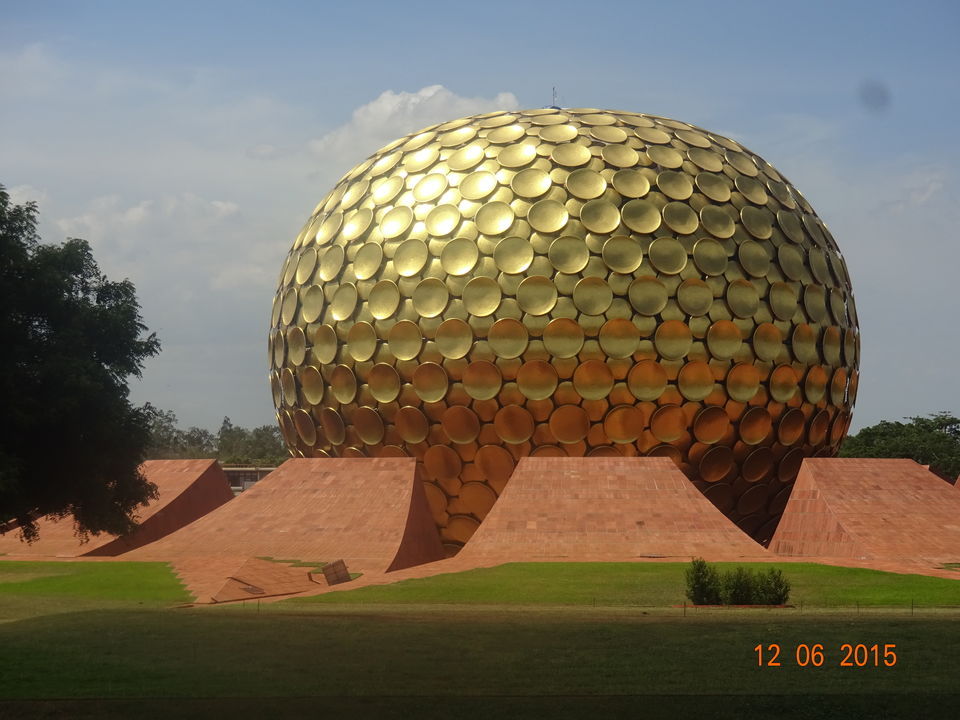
[369, 279, 401, 320]
[650, 405, 686, 442]
[740, 407, 773, 445]
[424, 445, 462, 480]
[662, 202, 700, 235]
[612, 170, 651, 199]
[395, 405, 429, 444]
[413, 278, 449, 318]
[656, 170, 693, 200]
[463, 360, 502, 400]
[706, 320, 742, 359]
[494, 404, 535, 444]
[677, 278, 713, 317]
[647, 237, 688, 274]
[517, 276, 558, 315]
[318, 245, 345, 281]
[462, 276, 502, 317]
[654, 320, 693, 360]
[769, 364, 799, 403]
[368, 363, 401, 403]
[440, 237, 480, 276]
[475, 201, 515, 235]
[598, 318, 640, 358]
[330, 364, 358, 404]
[394, 239, 429, 277]
[517, 360, 559, 400]
[573, 277, 613, 315]
[436, 318, 474, 359]
[510, 168, 552, 198]
[573, 360, 614, 399]
[493, 236, 534, 274]
[353, 243, 383, 280]
[565, 168, 607, 200]
[581, 199, 622, 234]
[380, 206, 414, 240]
[488, 318, 529, 359]
[543, 317, 584, 358]
[413, 173, 448, 203]
[460, 170, 498, 200]
[330, 282, 358, 321]
[387, 320, 422, 360]
[628, 360, 667, 401]
[353, 406, 385, 445]
[726, 362, 761, 402]
[548, 236, 590, 273]
[601, 236, 643, 274]
[442, 405, 481, 444]
[700, 205, 735, 239]
[678, 360, 715, 401]
[699, 446, 733, 482]
[551, 143, 592, 167]
[528, 199, 570, 233]
[549, 404, 590, 444]
[412, 362, 449, 403]
[301, 285, 324, 324]
[475, 444, 516, 483]
[753, 323, 783, 362]
[426, 204, 461, 237]
[312, 324, 338, 364]
[603, 405, 644, 444]
[347, 321, 377, 362]
[692, 238, 728, 275]
[299, 366, 325, 406]
[628, 276, 668, 315]
[693, 406, 730, 444]
[726, 280, 759, 318]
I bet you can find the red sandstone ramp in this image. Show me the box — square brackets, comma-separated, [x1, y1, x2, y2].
[455, 457, 767, 564]
[0, 459, 233, 558]
[770, 458, 960, 565]
[126, 458, 445, 579]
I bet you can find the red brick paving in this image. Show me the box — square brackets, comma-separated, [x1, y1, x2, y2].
[456, 457, 770, 563]
[770, 458, 960, 576]
[124, 457, 445, 602]
[0, 459, 232, 558]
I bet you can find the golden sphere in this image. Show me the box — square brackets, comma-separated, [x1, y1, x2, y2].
[269, 108, 860, 551]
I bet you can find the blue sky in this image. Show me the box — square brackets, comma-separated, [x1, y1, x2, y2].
[2, 0, 958, 432]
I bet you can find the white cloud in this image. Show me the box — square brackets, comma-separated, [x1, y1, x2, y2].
[7, 184, 49, 207]
[308, 85, 519, 174]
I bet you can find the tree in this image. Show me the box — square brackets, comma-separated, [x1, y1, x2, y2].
[217, 416, 287, 466]
[145, 411, 287, 466]
[840, 412, 960, 480]
[144, 406, 217, 459]
[0, 186, 160, 541]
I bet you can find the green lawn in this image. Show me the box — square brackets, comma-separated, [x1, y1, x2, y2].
[291, 561, 960, 609]
[0, 559, 958, 719]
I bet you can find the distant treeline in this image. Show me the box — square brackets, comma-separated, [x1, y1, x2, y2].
[145, 405, 288, 466]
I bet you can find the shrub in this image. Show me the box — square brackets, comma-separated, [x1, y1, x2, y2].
[684, 559, 791, 605]
[721, 566, 756, 605]
[685, 557, 721, 605]
[755, 567, 791, 605]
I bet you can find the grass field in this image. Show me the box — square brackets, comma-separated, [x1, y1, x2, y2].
[291, 561, 960, 608]
[0, 560, 958, 719]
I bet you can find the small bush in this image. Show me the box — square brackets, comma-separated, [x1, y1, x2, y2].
[685, 557, 721, 605]
[684, 559, 791, 605]
[721, 566, 756, 605]
[755, 567, 791, 605]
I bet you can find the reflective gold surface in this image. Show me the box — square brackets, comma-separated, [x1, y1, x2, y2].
[270, 108, 860, 552]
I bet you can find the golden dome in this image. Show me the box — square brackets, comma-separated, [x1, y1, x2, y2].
[269, 108, 859, 552]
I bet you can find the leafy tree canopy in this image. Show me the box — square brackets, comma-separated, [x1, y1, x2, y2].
[840, 412, 960, 480]
[0, 186, 160, 541]
[145, 410, 288, 467]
